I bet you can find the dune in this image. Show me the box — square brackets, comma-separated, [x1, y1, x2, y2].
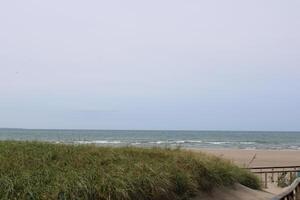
[1, 141, 291, 200]
[0, 141, 261, 200]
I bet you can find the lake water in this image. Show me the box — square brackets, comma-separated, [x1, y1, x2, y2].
[0, 129, 300, 150]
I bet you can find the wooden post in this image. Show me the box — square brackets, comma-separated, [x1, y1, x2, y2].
[296, 185, 300, 200]
[260, 169, 263, 186]
[290, 193, 294, 200]
[265, 172, 268, 188]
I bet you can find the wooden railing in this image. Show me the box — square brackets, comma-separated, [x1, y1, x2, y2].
[246, 165, 300, 189]
[246, 166, 300, 200]
[271, 177, 300, 200]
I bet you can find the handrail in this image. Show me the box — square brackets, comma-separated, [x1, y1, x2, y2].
[245, 165, 300, 190]
[246, 165, 300, 170]
[254, 169, 300, 174]
[271, 177, 300, 200]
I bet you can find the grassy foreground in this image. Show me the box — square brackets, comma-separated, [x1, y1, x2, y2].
[0, 141, 260, 200]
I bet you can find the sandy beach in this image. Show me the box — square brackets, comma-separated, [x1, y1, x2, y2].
[195, 148, 300, 167]
[193, 148, 300, 197]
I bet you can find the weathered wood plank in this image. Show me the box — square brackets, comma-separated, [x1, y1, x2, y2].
[271, 177, 300, 200]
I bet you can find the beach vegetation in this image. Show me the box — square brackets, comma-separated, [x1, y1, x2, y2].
[0, 141, 260, 200]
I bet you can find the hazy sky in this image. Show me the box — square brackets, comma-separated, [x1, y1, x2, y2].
[1, 0, 300, 130]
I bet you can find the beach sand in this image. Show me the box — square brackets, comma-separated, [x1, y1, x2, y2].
[193, 183, 274, 200]
[191, 148, 300, 198]
[195, 148, 300, 167]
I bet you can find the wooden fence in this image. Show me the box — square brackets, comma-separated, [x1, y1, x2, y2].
[246, 166, 300, 200]
[271, 177, 300, 200]
[247, 166, 300, 188]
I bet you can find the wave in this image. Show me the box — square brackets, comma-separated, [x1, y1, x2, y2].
[186, 140, 203, 143]
[73, 140, 257, 146]
[131, 142, 142, 145]
[149, 141, 166, 144]
[239, 142, 256, 144]
[287, 145, 300, 150]
[71, 140, 300, 150]
[205, 141, 234, 145]
[205, 141, 257, 145]
[148, 140, 203, 144]
[74, 140, 122, 144]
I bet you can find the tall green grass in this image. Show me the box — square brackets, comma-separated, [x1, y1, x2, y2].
[0, 141, 260, 200]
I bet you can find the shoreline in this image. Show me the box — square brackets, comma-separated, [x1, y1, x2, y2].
[190, 148, 300, 167]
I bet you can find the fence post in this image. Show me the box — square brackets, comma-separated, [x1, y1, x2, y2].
[296, 185, 300, 200]
[290, 172, 293, 183]
[265, 172, 268, 188]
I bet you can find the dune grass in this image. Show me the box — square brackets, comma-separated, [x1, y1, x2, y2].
[0, 141, 260, 200]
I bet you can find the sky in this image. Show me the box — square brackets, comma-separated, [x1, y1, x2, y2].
[0, 0, 300, 131]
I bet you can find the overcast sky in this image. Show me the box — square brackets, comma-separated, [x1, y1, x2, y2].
[0, 0, 300, 130]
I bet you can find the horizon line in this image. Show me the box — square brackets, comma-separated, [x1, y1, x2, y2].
[1, 127, 299, 133]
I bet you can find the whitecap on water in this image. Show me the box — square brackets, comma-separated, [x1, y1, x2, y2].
[74, 140, 122, 144]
